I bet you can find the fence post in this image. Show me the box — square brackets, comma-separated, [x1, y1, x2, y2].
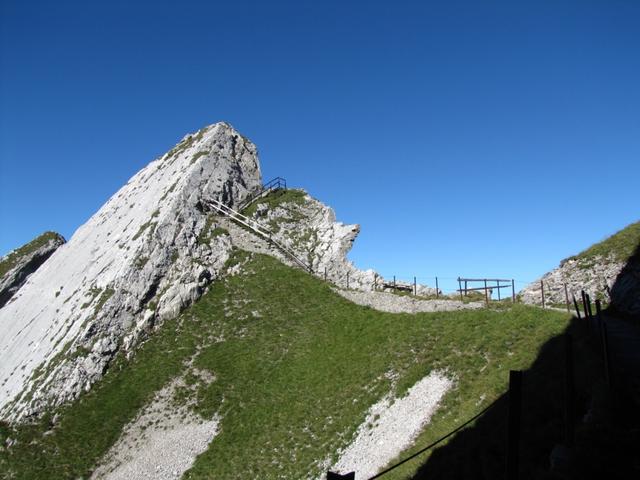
[414, 276, 417, 296]
[512, 279, 515, 302]
[393, 275, 396, 292]
[497, 280, 501, 301]
[595, 300, 612, 390]
[458, 277, 463, 301]
[346, 272, 349, 290]
[436, 276, 439, 298]
[540, 280, 545, 309]
[581, 291, 589, 326]
[484, 279, 489, 306]
[586, 294, 594, 324]
[564, 334, 575, 447]
[506, 370, 523, 480]
[374, 273, 377, 291]
[564, 283, 570, 314]
[572, 294, 582, 320]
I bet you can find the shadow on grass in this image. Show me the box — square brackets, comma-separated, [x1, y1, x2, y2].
[409, 316, 640, 480]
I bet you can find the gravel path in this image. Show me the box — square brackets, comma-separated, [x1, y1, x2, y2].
[327, 371, 453, 479]
[91, 380, 219, 480]
[335, 288, 483, 313]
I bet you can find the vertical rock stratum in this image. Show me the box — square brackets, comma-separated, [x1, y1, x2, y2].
[0, 122, 262, 421]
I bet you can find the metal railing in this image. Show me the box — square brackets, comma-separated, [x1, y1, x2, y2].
[202, 197, 312, 273]
[237, 177, 287, 211]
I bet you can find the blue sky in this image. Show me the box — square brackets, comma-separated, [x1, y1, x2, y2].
[1, 0, 639, 292]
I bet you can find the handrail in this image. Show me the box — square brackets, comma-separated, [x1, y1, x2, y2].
[237, 177, 287, 211]
[202, 197, 312, 273]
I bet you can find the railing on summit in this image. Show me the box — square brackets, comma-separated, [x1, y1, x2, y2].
[237, 177, 287, 211]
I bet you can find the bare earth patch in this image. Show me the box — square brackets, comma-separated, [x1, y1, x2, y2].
[91, 379, 219, 480]
[327, 371, 453, 479]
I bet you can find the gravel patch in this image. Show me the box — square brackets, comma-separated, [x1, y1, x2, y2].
[335, 288, 483, 313]
[327, 371, 453, 479]
[91, 380, 219, 480]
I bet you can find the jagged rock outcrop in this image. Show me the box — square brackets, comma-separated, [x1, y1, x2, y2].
[519, 255, 624, 306]
[0, 232, 66, 308]
[520, 221, 640, 306]
[0, 122, 261, 422]
[239, 190, 438, 295]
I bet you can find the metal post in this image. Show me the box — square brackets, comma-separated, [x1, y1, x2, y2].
[586, 294, 594, 323]
[581, 290, 588, 325]
[346, 272, 349, 290]
[512, 279, 515, 303]
[413, 276, 417, 296]
[324, 267, 327, 282]
[506, 370, 523, 480]
[497, 280, 501, 301]
[572, 294, 582, 320]
[484, 279, 489, 306]
[393, 275, 396, 292]
[564, 283, 570, 314]
[458, 277, 463, 301]
[436, 276, 439, 298]
[540, 280, 545, 309]
[564, 334, 575, 447]
[595, 300, 611, 390]
[465, 280, 468, 296]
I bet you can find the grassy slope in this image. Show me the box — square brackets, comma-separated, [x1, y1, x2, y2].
[0, 231, 62, 279]
[0, 252, 570, 479]
[563, 221, 640, 265]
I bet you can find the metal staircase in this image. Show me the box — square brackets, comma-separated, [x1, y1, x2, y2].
[202, 197, 312, 273]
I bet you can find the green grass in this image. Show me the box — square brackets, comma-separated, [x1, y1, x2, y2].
[0, 231, 63, 279]
[0, 252, 570, 479]
[241, 188, 307, 218]
[563, 220, 640, 266]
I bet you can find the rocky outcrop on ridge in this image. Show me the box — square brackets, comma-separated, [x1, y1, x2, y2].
[0, 122, 261, 421]
[519, 255, 624, 306]
[240, 190, 439, 295]
[0, 232, 66, 308]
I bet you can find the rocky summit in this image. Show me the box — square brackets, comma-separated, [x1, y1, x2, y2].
[0, 122, 263, 421]
[0, 122, 415, 424]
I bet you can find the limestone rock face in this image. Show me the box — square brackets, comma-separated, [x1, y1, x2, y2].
[0, 122, 261, 421]
[0, 232, 66, 308]
[519, 255, 624, 306]
[239, 191, 438, 295]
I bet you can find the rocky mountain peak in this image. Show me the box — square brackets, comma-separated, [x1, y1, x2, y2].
[0, 122, 262, 421]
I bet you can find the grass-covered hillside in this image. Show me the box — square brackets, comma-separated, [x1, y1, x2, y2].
[563, 221, 640, 265]
[0, 251, 571, 480]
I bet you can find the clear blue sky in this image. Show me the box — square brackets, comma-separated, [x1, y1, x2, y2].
[1, 0, 639, 292]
